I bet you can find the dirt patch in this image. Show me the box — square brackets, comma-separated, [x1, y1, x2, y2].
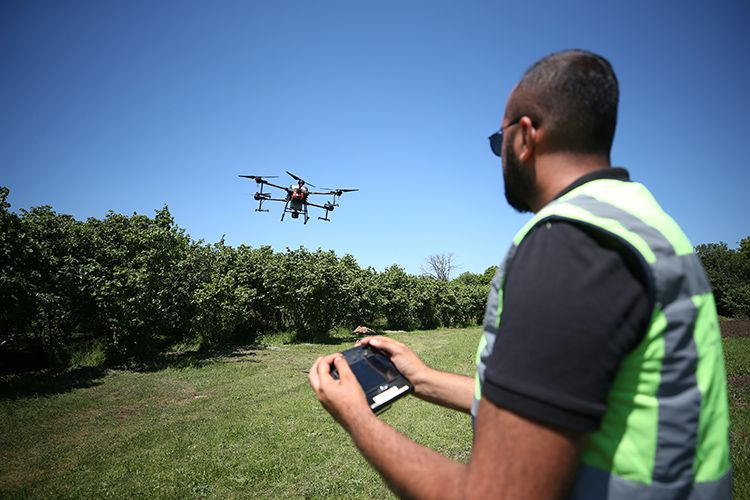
[720, 320, 750, 338]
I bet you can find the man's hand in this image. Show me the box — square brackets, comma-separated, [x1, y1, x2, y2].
[308, 353, 374, 431]
[356, 336, 430, 387]
[357, 336, 474, 412]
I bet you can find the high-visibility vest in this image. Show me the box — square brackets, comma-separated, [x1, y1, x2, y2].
[473, 177, 731, 498]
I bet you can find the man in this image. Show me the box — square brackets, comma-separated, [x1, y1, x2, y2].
[309, 50, 731, 499]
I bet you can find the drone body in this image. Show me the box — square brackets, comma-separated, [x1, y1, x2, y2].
[239, 171, 358, 224]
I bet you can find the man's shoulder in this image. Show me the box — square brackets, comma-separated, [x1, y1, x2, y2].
[511, 218, 651, 296]
[518, 219, 624, 259]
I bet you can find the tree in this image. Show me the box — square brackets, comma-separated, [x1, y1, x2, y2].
[85, 206, 194, 362]
[421, 253, 458, 281]
[696, 238, 750, 319]
[481, 265, 499, 284]
[379, 265, 418, 330]
[0, 187, 35, 352]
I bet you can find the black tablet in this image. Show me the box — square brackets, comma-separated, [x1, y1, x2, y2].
[331, 345, 413, 413]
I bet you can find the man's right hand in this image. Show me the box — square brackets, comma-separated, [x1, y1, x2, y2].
[357, 335, 474, 413]
[356, 336, 430, 389]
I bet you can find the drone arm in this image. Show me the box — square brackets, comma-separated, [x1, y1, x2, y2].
[263, 181, 290, 191]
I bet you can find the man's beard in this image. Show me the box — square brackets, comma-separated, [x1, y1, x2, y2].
[502, 142, 536, 213]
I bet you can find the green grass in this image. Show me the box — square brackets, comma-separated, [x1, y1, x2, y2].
[0, 329, 477, 498]
[0, 328, 747, 498]
[725, 336, 750, 499]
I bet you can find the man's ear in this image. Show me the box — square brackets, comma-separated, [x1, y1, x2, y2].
[519, 116, 536, 162]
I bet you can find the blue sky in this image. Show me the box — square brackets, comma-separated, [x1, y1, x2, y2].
[2, 0, 748, 276]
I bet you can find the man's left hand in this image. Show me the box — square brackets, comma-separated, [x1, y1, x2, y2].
[309, 353, 373, 431]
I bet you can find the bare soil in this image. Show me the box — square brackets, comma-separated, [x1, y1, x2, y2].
[720, 320, 750, 338]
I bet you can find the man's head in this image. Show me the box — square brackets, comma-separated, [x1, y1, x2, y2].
[507, 49, 619, 157]
[498, 49, 619, 212]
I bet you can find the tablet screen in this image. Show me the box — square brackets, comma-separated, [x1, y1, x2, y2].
[349, 352, 399, 389]
[349, 359, 387, 389]
[368, 354, 400, 381]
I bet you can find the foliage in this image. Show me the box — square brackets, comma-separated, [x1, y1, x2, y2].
[379, 265, 419, 330]
[84, 207, 195, 362]
[5, 183, 745, 367]
[276, 248, 361, 341]
[0, 186, 495, 365]
[696, 237, 750, 319]
[0, 187, 34, 351]
[455, 266, 497, 287]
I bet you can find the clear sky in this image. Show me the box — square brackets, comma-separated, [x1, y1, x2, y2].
[2, 0, 748, 276]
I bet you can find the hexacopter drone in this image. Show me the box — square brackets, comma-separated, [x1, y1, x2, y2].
[239, 171, 358, 224]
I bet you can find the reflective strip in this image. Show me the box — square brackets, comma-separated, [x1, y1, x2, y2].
[566, 196, 711, 301]
[582, 309, 662, 481]
[565, 194, 705, 484]
[528, 202, 657, 263]
[691, 294, 731, 481]
[655, 298, 700, 483]
[652, 254, 712, 303]
[472, 261, 507, 424]
[558, 179, 695, 256]
[570, 464, 732, 500]
[566, 195, 674, 261]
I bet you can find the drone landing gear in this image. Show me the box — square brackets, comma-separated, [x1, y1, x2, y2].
[318, 202, 335, 222]
[281, 200, 310, 224]
[254, 185, 273, 212]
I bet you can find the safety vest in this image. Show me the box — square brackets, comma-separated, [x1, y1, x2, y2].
[473, 177, 731, 499]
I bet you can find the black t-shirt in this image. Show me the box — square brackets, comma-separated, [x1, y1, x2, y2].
[481, 168, 653, 432]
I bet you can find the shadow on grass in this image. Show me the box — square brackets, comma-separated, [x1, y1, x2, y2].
[133, 344, 266, 373]
[0, 334, 365, 399]
[0, 344, 270, 399]
[0, 365, 107, 400]
[290, 333, 361, 346]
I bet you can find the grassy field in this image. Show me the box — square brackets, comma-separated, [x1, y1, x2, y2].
[1, 327, 748, 498]
[725, 335, 750, 499]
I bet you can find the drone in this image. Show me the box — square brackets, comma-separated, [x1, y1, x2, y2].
[239, 171, 359, 224]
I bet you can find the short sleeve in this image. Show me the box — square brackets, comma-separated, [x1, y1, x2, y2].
[481, 220, 652, 432]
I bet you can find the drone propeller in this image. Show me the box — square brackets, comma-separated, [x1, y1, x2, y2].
[286, 171, 316, 188]
[321, 187, 359, 195]
[239, 175, 279, 180]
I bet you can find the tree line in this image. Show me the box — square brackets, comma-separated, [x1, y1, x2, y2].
[2, 186, 747, 368]
[695, 238, 750, 320]
[0, 187, 495, 366]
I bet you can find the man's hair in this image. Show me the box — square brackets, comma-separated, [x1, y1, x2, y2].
[508, 49, 619, 156]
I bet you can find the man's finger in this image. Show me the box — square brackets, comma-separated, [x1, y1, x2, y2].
[333, 355, 356, 382]
[317, 353, 341, 383]
[360, 336, 401, 355]
[358, 336, 383, 347]
[309, 356, 322, 391]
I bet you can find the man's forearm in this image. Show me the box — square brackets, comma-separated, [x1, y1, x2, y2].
[412, 368, 474, 413]
[347, 411, 468, 499]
